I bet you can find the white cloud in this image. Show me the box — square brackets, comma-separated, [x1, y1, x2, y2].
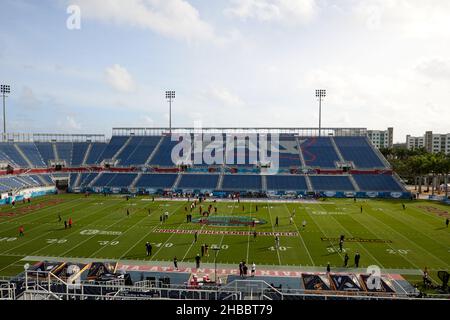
[18, 86, 41, 110]
[209, 87, 245, 107]
[225, 0, 318, 24]
[105, 64, 135, 93]
[353, 0, 450, 38]
[69, 0, 217, 43]
[415, 57, 450, 79]
[64, 116, 82, 130]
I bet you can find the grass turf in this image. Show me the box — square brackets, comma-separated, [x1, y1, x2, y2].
[0, 194, 449, 285]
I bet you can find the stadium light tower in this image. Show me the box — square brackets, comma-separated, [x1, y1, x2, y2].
[315, 89, 326, 137]
[165, 90, 175, 133]
[1, 84, 11, 136]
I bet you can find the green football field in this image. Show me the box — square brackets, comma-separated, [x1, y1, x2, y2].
[0, 194, 449, 283]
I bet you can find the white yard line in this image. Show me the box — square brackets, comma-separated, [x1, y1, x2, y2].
[316, 203, 384, 267]
[1, 200, 120, 255]
[266, 202, 282, 265]
[362, 207, 449, 268]
[113, 201, 184, 260]
[147, 202, 190, 260]
[246, 202, 252, 263]
[282, 203, 314, 266]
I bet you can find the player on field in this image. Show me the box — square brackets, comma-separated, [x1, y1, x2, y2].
[344, 253, 349, 267]
[289, 216, 293, 225]
[402, 203, 406, 210]
[68, 217, 72, 228]
[127, 209, 130, 217]
[339, 238, 344, 252]
[446, 218, 449, 228]
[173, 256, 178, 270]
[251, 263, 256, 277]
[194, 231, 198, 242]
[58, 214, 62, 222]
[275, 216, 279, 227]
[354, 251, 361, 268]
[146, 242, 152, 256]
[18, 225, 24, 237]
[302, 220, 307, 228]
[275, 235, 280, 248]
[253, 230, 257, 240]
[360, 206, 363, 213]
[195, 254, 201, 269]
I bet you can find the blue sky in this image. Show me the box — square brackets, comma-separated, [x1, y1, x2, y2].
[1, 0, 450, 142]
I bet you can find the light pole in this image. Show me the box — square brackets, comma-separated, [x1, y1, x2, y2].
[1, 84, 10, 137]
[315, 89, 326, 137]
[212, 246, 221, 284]
[165, 90, 175, 134]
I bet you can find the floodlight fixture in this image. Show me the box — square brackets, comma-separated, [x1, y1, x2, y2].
[165, 90, 175, 133]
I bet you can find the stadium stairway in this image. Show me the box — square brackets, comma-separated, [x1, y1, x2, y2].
[144, 136, 165, 165]
[330, 136, 345, 162]
[295, 137, 307, 167]
[172, 173, 182, 189]
[81, 143, 92, 166]
[305, 175, 313, 192]
[88, 172, 103, 188]
[73, 173, 82, 188]
[216, 173, 224, 190]
[36, 174, 51, 185]
[367, 137, 391, 168]
[261, 175, 267, 191]
[348, 175, 360, 192]
[112, 136, 133, 161]
[14, 144, 34, 168]
[52, 143, 59, 160]
[130, 173, 142, 188]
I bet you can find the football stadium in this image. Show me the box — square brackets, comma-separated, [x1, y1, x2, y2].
[0, 128, 448, 301]
[1, 0, 449, 308]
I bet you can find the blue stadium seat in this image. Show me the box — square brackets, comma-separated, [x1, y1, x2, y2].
[92, 173, 116, 187]
[71, 143, 89, 166]
[309, 175, 355, 191]
[177, 174, 219, 189]
[334, 137, 385, 168]
[85, 143, 108, 165]
[353, 174, 403, 191]
[35, 143, 55, 165]
[118, 136, 162, 166]
[16, 143, 46, 167]
[69, 173, 78, 188]
[221, 175, 262, 190]
[135, 174, 178, 189]
[78, 173, 98, 187]
[266, 175, 308, 191]
[150, 136, 184, 166]
[0, 144, 28, 167]
[55, 143, 72, 164]
[97, 136, 129, 160]
[106, 173, 137, 187]
[278, 135, 301, 167]
[300, 137, 339, 168]
[39, 174, 54, 185]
